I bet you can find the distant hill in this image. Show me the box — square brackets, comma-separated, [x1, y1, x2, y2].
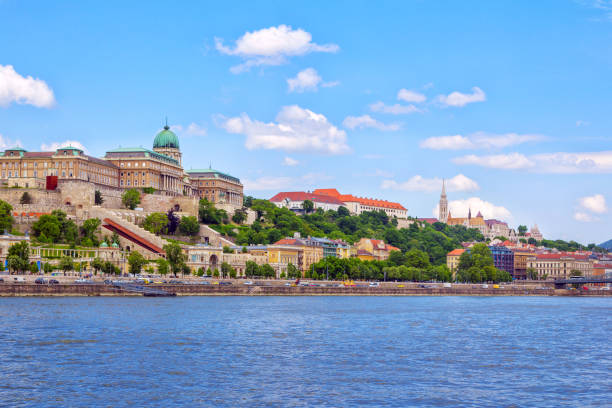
[600, 239, 612, 251]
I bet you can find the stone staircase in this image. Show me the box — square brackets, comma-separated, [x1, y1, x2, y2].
[87, 207, 170, 253]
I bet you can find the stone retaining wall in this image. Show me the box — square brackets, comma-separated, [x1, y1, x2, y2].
[1, 284, 609, 297]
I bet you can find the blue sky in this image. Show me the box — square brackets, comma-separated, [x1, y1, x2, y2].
[1, 0, 611, 244]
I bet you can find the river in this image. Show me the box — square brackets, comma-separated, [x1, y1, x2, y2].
[0, 296, 610, 407]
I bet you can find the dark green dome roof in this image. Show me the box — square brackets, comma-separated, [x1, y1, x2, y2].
[153, 125, 179, 149]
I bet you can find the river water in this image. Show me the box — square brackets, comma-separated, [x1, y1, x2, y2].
[0, 296, 610, 407]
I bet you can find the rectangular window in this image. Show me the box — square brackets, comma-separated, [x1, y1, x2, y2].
[62, 171, 65, 177]
[23, 162, 27, 168]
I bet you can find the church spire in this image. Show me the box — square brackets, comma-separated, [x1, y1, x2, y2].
[439, 179, 448, 224]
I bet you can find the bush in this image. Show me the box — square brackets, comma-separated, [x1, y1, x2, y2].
[20, 192, 32, 205]
[122, 189, 140, 210]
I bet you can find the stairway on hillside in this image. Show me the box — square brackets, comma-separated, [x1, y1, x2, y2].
[88, 207, 170, 251]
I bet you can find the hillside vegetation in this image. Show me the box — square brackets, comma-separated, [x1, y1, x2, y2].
[206, 199, 484, 266]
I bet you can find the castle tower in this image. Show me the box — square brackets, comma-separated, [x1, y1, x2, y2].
[153, 120, 182, 166]
[439, 179, 448, 223]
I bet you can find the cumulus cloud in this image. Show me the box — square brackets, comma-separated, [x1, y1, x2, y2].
[453, 153, 534, 170]
[40, 140, 88, 153]
[342, 114, 400, 131]
[0, 64, 55, 108]
[437, 86, 486, 107]
[221, 105, 350, 155]
[287, 68, 338, 93]
[574, 212, 596, 222]
[0, 133, 22, 150]
[397, 89, 426, 103]
[454, 151, 612, 173]
[215, 25, 339, 73]
[369, 101, 421, 115]
[381, 174, 479, 193]
[579, 194, 607, 214]
[421, 132, 544, 150]
[244, 172, 329, 192]
[283, 157, 299, 166]
[433, 197, 512, 220]
[171, 123, 207, 137]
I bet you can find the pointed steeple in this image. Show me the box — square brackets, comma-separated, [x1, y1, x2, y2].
[468, 208, 472, 220]
[441, 178, 447, 197]
[438, 178, 448, 224]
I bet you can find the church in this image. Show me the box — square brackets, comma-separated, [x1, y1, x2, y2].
[437, 180, 517, 242]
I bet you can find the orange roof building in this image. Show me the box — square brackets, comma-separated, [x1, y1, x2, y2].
[312, 188, 408, 219]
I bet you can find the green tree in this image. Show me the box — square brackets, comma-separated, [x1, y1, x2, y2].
[156, 258, 169, 276]
[122, 189, 141, 210]
[213, 268, 220, 278]
[20, 192, 32, 204]
[286, 263, 300, 279]
[222, 245, 234, 254]
[0, 200, 14, 233]
[94, 190, 104, 205]
[91, 257, 104, 275]
[58, 256, 74, 276]
[163, 242, 186, 277]
[196, 267, 205, 277]
[128, 251, 147, 275]
[29, 262, 39, 274]
[143, 212, 168, 235]
[518, 225, 528, 236]
[527, 267, 538, 280]
[260, 264, 275, 278]
[7, 241, 29, 273]
[245, 260, 259, 278]
[232, 209, 247, 224]
[81, 218, 101, 244]
[179, 216, 200, 236]
[302, 200, 314, 214]
[32, 214, 61, 242]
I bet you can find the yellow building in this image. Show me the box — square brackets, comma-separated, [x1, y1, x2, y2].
[0, 146, 119, 189]
[446, 248, 465, 275]
[446, 209, 488, 236]
[354, 238, 400, 261]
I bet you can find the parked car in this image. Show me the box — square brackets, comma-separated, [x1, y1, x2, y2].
[35, 278, 47, 284]
[13, 277, 25, 283]
[0, 278, 4, 283]
[243, 281, 254, 285]
[49, 279, 59, 285]
[369, 282, 380, 287]
[219, 281, 232, 285]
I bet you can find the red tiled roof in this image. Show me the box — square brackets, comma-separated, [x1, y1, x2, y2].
[269, 192, 346, 206]
[448, 249, 466, 256]
[419, 218, 439, 224]
[312, 188, 341, 197]
[535, 253, 590, 260]
[313, 188, 407, 210]
[274, 238, 299, 246]
[23, 152, 53, 158]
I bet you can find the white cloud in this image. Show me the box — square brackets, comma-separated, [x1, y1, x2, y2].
[437, 86, 486, 107]
[421, 135, 473, 150]
[244, 172, 329, 192]
[420, 132, 544, 150]
[432, 197, 512, 220]
[283, 157, 299, 166]
[171, 123, 207, 137]
[453, 153, 534, 170]
[0, 134, 22, 150]
[574, 212, 596, 222]
[215, 25, 339, 73]
[221, 105, 350, 155]
[40, 140, 88, 153]
[287, 68, 338, 93]
[579, 194, 607, 214]
[342, 114, 400, 131]
[0, 64, 55, 108]
[397, 89, 426, 103]
[454, 151, 612, 173]
[243, 176, 293, 191]
[381, 174, 479, 193]
[369, 101, 421, 115]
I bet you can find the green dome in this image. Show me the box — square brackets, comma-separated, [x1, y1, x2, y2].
[100, 242, 108, 248]
[153, 125, 179, 149]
